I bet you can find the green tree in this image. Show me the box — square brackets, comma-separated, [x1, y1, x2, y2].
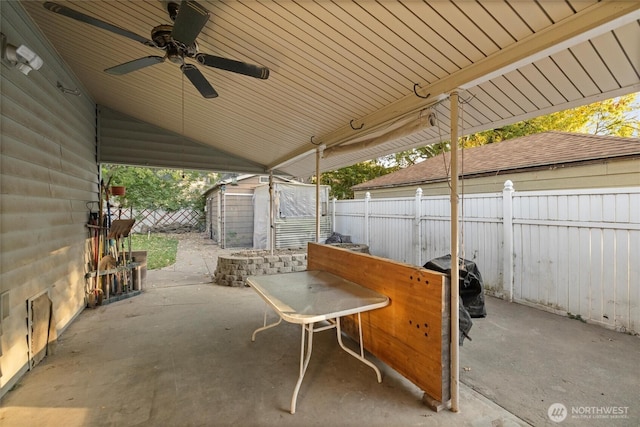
[583, 94, 639, 137]
[464, 93, 639, 146]
[314, 160, 397, 200]
[389, 93, 639, 165]
[101, 165, 217, 211]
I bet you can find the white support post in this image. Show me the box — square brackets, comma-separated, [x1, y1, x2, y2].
[221, 191, 226, 249]
[449, 90, 460, 413]
[364, 192, 371, 246]
[415, 188, 423, 266]
[269, 172, 274, 254]
[502, 180, 515, 302]
[216, 191, 221, 246]
[315, 147, 323, 243]
[332, 197, 337, 233]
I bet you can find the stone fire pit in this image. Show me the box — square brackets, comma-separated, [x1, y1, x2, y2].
[214, 244, 369, 287]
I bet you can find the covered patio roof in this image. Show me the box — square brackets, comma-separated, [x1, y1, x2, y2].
[20, 1, 640, 177]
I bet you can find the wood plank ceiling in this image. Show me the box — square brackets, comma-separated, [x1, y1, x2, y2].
[20, 1, 640, 178]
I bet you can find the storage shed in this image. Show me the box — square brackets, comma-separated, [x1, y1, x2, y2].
[204, 176, 330, 249]
[352, 132, 640, 198]
[204, 175, 292, 248]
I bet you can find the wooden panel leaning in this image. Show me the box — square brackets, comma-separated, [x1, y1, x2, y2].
[307, 242, 451, 408]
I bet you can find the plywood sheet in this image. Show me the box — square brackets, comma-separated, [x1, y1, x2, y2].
[307, 243, 450, 403]
[30, 294, 51, 368]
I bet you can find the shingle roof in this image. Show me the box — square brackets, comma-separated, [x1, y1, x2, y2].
[352, 132, 640, 190]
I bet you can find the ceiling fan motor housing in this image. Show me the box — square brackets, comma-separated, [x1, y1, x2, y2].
[151, 24, 198, 58]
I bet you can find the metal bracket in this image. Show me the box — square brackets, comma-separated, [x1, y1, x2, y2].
[349, 119, 364, 130]
[57, 81, 81, 96]
[413, 83, 430, 99]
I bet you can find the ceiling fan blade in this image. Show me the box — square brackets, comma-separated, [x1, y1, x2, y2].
[43, 2, 154, 47]
[105, 56, 165, 75]
[196, 54, 270, 80]
[181, 64, 218, 98]
[171, 1, 210, 46]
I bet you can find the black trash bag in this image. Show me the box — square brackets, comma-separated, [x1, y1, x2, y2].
[424, 255, 487, 318]
[459, 299, 473, 346]
[325, 232, 352, 244]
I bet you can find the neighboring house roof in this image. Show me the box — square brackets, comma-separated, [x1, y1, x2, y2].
[353, 132, 640, 191]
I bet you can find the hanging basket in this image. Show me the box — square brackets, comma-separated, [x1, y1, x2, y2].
[110, 186, 126, 196]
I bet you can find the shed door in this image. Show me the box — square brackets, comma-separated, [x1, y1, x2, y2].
[222, 193, 254, 248]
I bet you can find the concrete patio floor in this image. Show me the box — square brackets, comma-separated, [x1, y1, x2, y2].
[460, 295, 639, 426]
[1, 233, 637, 426]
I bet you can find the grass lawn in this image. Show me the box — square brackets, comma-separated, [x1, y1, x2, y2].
[131, 233, 178, 270]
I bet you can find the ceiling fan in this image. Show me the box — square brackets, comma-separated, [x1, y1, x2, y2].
[43, 1, 270, 98]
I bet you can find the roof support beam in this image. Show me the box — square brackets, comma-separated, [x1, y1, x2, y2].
[449, 90, 460, 414]
[267, 0, 640, 171]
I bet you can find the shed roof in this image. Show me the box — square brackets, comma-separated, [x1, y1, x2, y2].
[352, 132, 640, 190]
[203, 174, 293, 195]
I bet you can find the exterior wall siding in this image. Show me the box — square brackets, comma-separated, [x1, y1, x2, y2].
[1, 2, 97, 397]
[334, 184, 640, 334]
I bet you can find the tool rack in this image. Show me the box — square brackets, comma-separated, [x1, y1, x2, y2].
[85, 218, 140, 306]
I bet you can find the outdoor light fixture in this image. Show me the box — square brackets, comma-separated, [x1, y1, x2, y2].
[1, 33, 44, 75]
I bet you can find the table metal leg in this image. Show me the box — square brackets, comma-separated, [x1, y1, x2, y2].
[336, 313, 382, 383]
[251, 303, 283, 342]
[290, 322, 314, 414]
[252, 311, 380, 414]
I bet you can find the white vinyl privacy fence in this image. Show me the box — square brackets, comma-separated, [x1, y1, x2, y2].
[333, 181, 640, 334]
